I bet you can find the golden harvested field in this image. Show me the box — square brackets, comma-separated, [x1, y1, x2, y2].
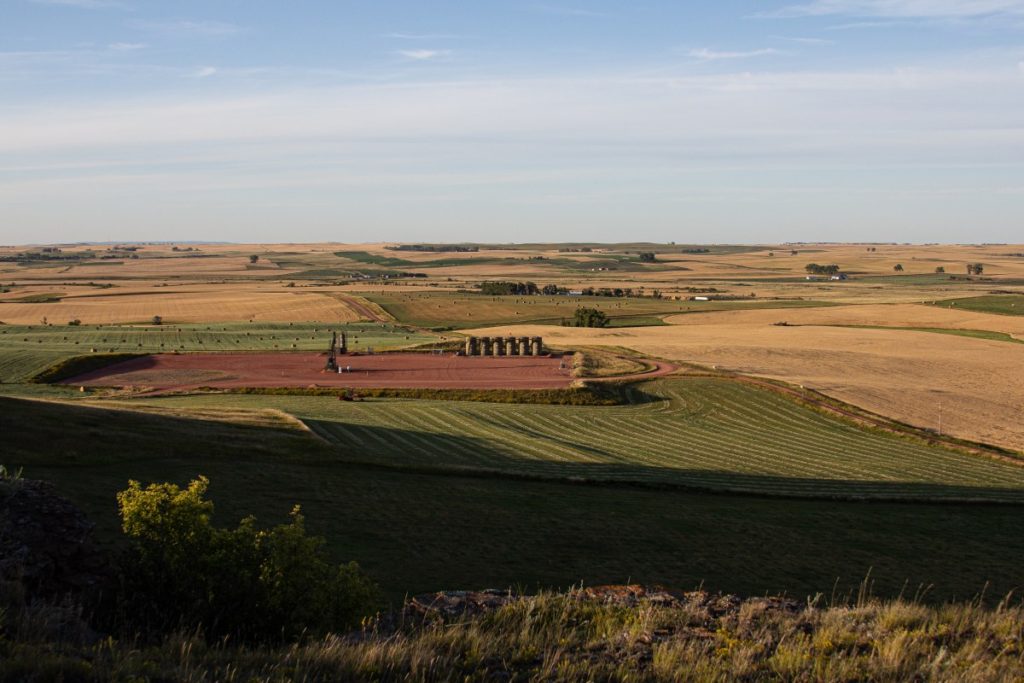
[0, 288, 363, 325]
[663, 304, 1024, 338]
[465, 317, 1024, 453]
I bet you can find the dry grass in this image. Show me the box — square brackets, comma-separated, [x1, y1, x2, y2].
[663, 304, 1024, 338]
[0, 288, 364, 324]
[3, 589, 1022, 682]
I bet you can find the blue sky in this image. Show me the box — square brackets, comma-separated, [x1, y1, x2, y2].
[2, 0, 1024, 245]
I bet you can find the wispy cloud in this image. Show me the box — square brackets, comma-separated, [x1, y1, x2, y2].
[192, 66, 217, 78]
[773, 0, 1024, 18]
[130, 20, 246, 37]
[396, 49, 452, 61]
[687, 48, 783, 62]
[108, 42, 146, 51]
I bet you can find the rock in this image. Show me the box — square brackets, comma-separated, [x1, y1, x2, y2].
[0, 478, 111, 602]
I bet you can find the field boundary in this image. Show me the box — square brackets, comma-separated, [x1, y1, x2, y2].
[701, 371, 1024, 467]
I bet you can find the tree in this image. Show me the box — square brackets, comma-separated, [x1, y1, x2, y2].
[115, 477, 378, 641]
[805, 263, 840, 276]
[967, 263, 984, 276]
[249, 255, 260, 264]
[152, 315, 163, 325]
[638, 252, 657, 263]
[935, 266, 945, 274]
[894, 264, 904, 272]
[572, 307, 609, 328]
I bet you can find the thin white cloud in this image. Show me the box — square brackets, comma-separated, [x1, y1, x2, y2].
[108, 42, 146, 51]
[131, 20, 246, 37]
[687, 48, 783, 61]
[192, 66, 217, 78]
[774, 0, 1024, 18]
[397, 49, 452, 61]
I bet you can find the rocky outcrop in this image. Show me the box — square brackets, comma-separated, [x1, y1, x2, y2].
[401, 584, 801, 624]
[0, 478, 111, 601]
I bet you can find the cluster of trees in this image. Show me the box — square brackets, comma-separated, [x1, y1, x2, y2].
[966, 263, 985, 275]
[480, 281, 541, 295]
[479, 282, 655, 298]
[638, 252, 657, 263]
[566, 307, 609, 328]
[387, 244, 479, 253]
[804, 263, 841, 275]
[115, 477, 378, 642]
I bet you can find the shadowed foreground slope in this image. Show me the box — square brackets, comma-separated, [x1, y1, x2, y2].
[3, 396, 1023, 603]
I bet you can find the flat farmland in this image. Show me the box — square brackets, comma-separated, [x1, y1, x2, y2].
[0, 322, 434, 383]
[124, 377, 1024, 502]
[0, 287, 365, 325]
[363, 291, 831, 329]
[931, 294, 1024, 316]
[662, 303, 1024, 339]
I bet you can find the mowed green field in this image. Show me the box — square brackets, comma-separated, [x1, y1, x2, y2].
[363, 291, 831, 330]
[4, 395, 1024, 603]
[933, 294, 1024, 316]
[0, 322, 437, 382]
[120, 378, 1024, 502]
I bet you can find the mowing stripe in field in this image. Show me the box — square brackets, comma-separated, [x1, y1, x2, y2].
[119, 378, 1024, 502]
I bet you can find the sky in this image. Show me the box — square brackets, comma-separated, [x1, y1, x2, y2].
[2, 0, 1024, 245]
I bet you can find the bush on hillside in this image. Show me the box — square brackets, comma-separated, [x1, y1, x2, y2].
[570, 307, 609, 328]
[115, 477, 378, 642]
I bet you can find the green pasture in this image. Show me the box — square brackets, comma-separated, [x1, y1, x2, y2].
[818, 324, 1023, 345]
[363, 291, 832, 329]
[930, 294, 1024, 316]
[115, 378, 1024, 502]
[4, 395, 1024, 603]
[0, 322, 436, 383]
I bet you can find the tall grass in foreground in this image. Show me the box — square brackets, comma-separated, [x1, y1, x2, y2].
[3, 589, 1022, 682]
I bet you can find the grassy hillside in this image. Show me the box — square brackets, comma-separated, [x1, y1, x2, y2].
[7, 588, 1023, 681]
[3, 395, 1023, 604]
[0, 321, 435, 382]
[363, 291, 830, 330]
[933, 294, 1024, 316]
[126, 378, 1024, 502]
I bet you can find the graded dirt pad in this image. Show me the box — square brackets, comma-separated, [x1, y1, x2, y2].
[64, 352, 578, 391]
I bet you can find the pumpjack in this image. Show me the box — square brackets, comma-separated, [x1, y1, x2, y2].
[324, 331, 349, 372]
[325, 332, 339, 372]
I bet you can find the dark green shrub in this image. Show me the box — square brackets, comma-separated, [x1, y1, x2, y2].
[572, 308, 609, 328]
[115, 477, 378, 642]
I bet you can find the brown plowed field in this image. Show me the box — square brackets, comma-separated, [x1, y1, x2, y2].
[64, 352, 579, 391]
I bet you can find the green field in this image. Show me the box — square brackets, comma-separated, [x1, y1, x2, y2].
[5, 395, 1024, 603]
[932, 294, 1024, 316]
[820, 324, 1024, 345]
[0, 322, 436, 382]
[95, 378, 1024, 502]
[363, 291, 831, 329]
